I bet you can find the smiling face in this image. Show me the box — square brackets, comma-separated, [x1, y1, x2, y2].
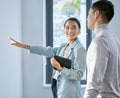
[64, 20, 80, 42]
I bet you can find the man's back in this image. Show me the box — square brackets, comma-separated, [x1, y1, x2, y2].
[85, 25, 120, 98]
[97, 26, 120, 97]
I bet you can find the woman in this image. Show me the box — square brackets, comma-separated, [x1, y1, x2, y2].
[9, 17, 86, 98]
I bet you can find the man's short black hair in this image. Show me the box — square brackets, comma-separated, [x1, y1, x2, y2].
[91, 0, 114, 22]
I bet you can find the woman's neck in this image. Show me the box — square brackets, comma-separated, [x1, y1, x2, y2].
[68, 38, 77, 45]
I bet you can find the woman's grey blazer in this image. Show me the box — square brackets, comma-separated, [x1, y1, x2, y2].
[29, 38, 86, 98]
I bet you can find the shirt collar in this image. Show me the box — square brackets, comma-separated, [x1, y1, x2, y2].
[94, 24, 109, 36]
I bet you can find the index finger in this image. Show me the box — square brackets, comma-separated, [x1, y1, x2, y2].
[8, 36, 16, 42]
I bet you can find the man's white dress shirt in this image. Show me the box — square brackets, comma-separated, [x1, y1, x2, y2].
[84, 24, 120, 98]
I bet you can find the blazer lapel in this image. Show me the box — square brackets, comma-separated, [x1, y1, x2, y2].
[65, 38, 79, 58]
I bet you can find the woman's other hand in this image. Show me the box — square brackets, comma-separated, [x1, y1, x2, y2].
[50, 58, 63, 71]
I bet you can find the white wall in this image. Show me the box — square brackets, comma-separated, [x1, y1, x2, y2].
[109, 0, 120, 39]
[21, 0, 52, 98]
[0, 0, 22, 98]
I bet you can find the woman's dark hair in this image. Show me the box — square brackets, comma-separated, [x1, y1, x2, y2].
[64, 17, 81, 29]
[91, 0, 114, 22]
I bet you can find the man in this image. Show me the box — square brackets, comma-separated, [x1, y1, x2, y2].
[84, 0, 120, 98]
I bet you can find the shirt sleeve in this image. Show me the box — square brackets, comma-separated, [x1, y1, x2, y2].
[84, 38, 109, 98]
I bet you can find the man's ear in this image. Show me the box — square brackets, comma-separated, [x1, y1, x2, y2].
[94, 10, 100, 19]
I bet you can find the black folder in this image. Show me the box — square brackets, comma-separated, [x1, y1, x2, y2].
[54, 55, 71, 69]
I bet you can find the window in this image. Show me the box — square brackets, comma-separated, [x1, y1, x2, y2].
[44, 0, 92, 85]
